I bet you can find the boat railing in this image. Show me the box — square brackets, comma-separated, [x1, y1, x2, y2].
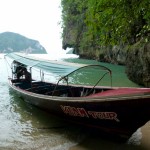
[52, 64, 112, 97]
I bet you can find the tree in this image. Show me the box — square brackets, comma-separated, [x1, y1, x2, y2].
[85, 0, 150, 45]
[61, 0, 150, 57]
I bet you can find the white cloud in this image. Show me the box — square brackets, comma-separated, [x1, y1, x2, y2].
[0, 0, 62, 53]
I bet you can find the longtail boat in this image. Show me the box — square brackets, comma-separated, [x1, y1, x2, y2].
[4, 53, 150, 139]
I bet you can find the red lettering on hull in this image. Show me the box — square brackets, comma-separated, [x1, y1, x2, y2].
[88, 111, 120, 122]
[60, 105, 120, 122]
[60, 105, 89, 118]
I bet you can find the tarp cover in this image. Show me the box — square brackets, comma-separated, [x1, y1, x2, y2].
[5, 53, 83, 76]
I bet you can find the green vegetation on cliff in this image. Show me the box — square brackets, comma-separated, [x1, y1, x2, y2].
[61, 0, 150, 58]
[61, 0, 150, 87]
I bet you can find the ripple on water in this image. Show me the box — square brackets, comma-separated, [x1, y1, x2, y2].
[0, 82, 84, 150]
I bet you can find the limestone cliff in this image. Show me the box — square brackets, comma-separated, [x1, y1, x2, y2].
[61, 0, 150, 87]
[126, 40, 150, 87]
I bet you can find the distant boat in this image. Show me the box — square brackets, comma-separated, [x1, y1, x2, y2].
[5, 53, 150, 139]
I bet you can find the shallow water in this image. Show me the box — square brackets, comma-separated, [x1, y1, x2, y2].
[0, 54, 150, 150]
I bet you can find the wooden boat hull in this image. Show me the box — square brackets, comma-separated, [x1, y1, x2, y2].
[9, 79, 150, 139]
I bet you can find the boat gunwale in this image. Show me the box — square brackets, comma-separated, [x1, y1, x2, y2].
[9, 78, 150, 103]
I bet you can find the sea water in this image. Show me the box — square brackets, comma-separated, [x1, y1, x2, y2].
[0, 54, 150, 150]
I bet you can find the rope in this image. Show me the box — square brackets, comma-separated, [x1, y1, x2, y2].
[4, 57, 12, 78]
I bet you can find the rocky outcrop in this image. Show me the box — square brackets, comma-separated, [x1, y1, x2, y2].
[99, 45, 127, 65]
[63, 33, 150, 87]
[0, 32, 47, 54]
[61, 0, 150, 87]
[126, 40, 150, 87]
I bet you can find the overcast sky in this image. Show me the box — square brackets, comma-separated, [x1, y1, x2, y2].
[0, 0, 62, 53]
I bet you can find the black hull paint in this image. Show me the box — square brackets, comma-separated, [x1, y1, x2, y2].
[9, 80, 150, 139]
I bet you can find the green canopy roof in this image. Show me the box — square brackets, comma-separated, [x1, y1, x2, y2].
[5, 53, 84, 76]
